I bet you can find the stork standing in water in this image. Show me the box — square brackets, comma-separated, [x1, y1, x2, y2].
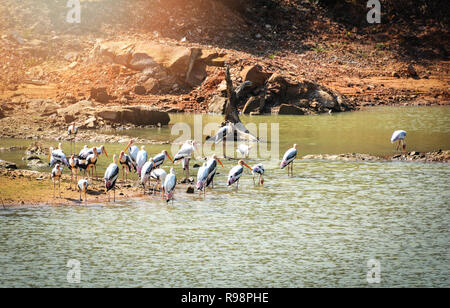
[77, 179, 89, 204]
[150, 168, 167, 195]
[69, 155, 80, 190]
[391, 130, 407, 153]
[281, 144, 298, 176]
[135, 146, 148, 177]
[49, 143, 69, 167]
[196, 162, 209, 197]
[236, 144, 252, 158]
[67, 123, 78, 154]
[119, 151, 136, 183]
[205, 154, 224, 189]
[140, 159, 155, 194]
[51, 163, 63, 198]
[174, 140, 198, 180]
[163, 168, 177, 203]
[227, 160, 253, 190]
[104, 155, 119, 202]
[214, 122, 233, 158]
[251, 163, 265, 186]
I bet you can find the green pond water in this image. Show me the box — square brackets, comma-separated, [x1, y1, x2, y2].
[0, 106, 449, 287]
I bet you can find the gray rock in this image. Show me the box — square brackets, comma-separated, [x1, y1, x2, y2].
[208, 95, 227, 114]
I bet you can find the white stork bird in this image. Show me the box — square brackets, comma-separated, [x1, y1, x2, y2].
[84, 147, 99, 180]
[119, 151, 136, 183]
[51, 163, 63, 198]
[196, 162, 209, 196]
[128, 143, 139, 164]
[174, 140, 198, 180]
[49, 143, 69, 167]
[227, 160, 252, 190]
[252, 163, 265, 186]
[140, 159, 155, 194]
[163, 168, 177, 203]
[204, 154, 224, 189]
[67, 123, 78, 154]
[69, 154, 80, 190]
[78, 145, 108, 160]
[152, 150, 174, 169]
[135, 146, 148, 176]
[281, 144, 298, 176]
[236, 143, 253, 158]
[77, 179, 89, 204]
[214, 122, 233, 158]
[150, 168, 167, 195]
[104, 155, 119, 202]
[391, 130, 407, 153]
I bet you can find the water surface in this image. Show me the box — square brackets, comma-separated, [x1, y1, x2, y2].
[0, 106, 449, 287]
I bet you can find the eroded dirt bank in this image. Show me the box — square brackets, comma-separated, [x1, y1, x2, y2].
[0, 0, 448, 142]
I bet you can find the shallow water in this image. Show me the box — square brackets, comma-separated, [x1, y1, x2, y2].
[0, 106, 449, 287]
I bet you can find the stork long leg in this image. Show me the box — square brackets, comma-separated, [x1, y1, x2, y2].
[59, 180, 61, 198]
[84, 191, 87, 204]
[114, 187, 116, 203]
[53, 180, 55, 198]
[79, 190, 82, 201]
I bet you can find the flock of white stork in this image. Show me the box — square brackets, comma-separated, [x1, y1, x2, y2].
[49, 123, 407, 205]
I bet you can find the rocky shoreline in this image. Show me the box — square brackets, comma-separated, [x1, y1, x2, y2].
[302, 150, 450, 163]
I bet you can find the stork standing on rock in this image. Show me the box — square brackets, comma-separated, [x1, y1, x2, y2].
[51, 163, 63, 199]
[104, 155, 119, 202]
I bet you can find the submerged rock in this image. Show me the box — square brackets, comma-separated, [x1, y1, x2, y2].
[0, 160, 17, 170]
[96, 106, 170, 126]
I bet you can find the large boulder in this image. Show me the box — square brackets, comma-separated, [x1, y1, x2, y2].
[96, 106, 170, 126]
[311, 90, 337, 109]
[275, 104, 305, 115]
[0, 108, 5, 119]
[92, 41, 219, 87]
[208, 95, 227, 114]
[240, 65, 272, 87]
[57, 100, 96, 117]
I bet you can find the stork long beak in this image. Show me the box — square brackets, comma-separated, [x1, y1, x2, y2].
[124, 140, 133, 152]
[103, 148, 109, 158]
[243, 162, 253, 171]
[168, 154, 174, 163]
[217, 159, 224, 167]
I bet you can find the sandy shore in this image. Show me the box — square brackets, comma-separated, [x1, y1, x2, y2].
[0, 168, 195, 207]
